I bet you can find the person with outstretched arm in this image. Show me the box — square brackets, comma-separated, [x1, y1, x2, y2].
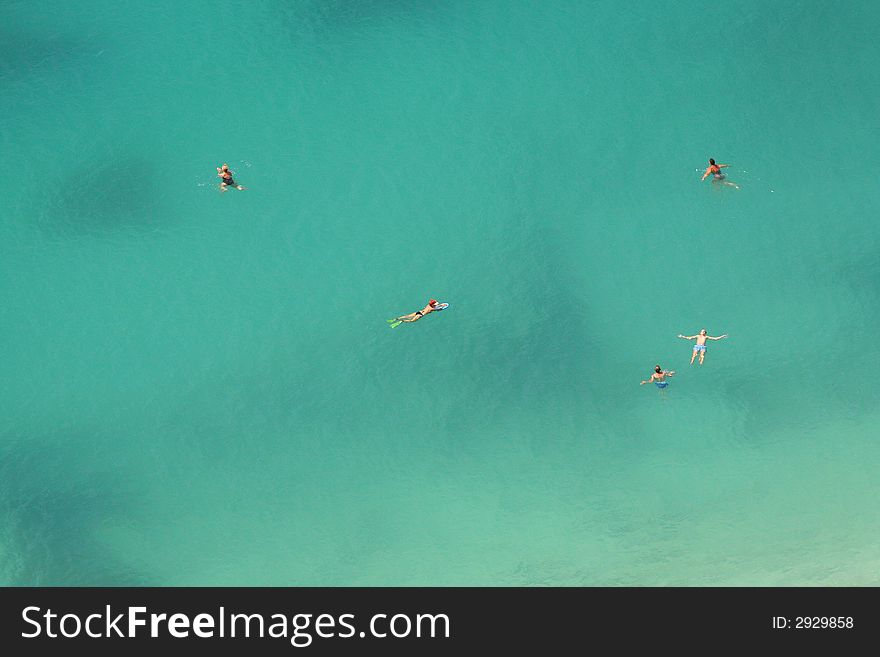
[701, 158, 739, 189]
[641, 365, 675, 388]
[677, 329, 728, 365]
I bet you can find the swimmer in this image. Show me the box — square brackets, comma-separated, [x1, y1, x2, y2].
[701, 158, 739, 189]
[677, 328, 728, 365]
[217, 164, 245, 192]
[389, 299, 442, 328]
[641, 365, 675, 388]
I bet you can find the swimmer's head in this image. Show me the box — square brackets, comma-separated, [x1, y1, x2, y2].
[700, 329, 707, 335]
[655, 365, 662, 373]
[221, 164, 229, 170]
[709, 158, 716, 165]
[429, 299, 438, 307]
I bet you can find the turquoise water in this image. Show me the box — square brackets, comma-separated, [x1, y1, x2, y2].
[2, 0, 879, 585]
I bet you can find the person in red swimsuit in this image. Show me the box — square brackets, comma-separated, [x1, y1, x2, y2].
[701, 158, 739, 189]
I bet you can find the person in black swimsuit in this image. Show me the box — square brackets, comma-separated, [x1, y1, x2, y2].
[394, 299, 439, 323]
[217, 163, 245, 192]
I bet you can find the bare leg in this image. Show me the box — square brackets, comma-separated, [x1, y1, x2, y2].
[699, 350, 705, 365]
[713, 175, 739, 190]
[690, 349, 697, 365]
[236, 185, 246, 190]
[220, 182, 228, 193]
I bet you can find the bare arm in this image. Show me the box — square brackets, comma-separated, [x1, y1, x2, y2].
[700, 169, 710, 181]
[718, 164, 729, 169]
[707, 334, 728, 340]
[678, 334, 697, 340]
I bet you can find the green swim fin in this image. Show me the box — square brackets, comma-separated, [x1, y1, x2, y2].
[389, 320, 403, 328]
[386, 318, 398, 323]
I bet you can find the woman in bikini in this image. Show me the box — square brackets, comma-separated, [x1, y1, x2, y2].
[394, 299, 440, 324]
[701, 158, 739, 189]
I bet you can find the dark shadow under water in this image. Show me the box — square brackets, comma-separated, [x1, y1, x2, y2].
[0, 27, 93, 82]
[44, 154, 167, 238]
[0, 430, 149, 585]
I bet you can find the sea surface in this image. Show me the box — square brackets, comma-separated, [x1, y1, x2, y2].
[2, 0, 879, 585]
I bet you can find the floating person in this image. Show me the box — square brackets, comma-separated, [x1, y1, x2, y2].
[641, 365, 675, 388]
[217, 163, 246, 192]
[677, 329, 728, 365]
[387, 299, 449, 328]
[700, 158, 740, 189]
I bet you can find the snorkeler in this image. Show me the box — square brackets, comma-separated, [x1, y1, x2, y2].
[641, 365, 675, 388]
[388, 299, 445, 328]
[701, 158, 739, 189]
[217, 163, 246, 192]
[677, 329, 728, 365]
